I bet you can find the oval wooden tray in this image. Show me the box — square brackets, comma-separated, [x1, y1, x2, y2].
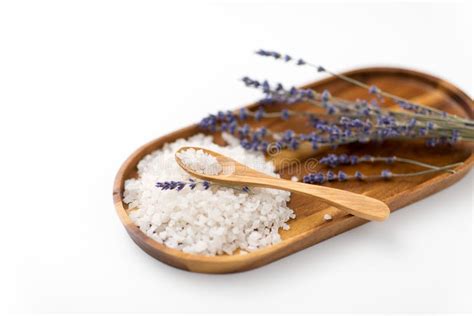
[113, 67, 473, 274]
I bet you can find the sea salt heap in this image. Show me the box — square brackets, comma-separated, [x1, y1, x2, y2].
[176, 148, 222, 175]
[123, 133, 295, 256]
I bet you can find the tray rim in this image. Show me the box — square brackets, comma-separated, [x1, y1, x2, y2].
[113, 66, 474, 273]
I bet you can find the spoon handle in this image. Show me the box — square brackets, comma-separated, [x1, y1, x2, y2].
[286, 180, 390, 221]
[232, 175, 390, 221]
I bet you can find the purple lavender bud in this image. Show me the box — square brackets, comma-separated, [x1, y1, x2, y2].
[228, 121, 237, 134]
[326, 106, 336, 115]
[418, 128, 427, 136]
[271, 51, 281, 59]
[343, 129, 352, 138]
[314, 173, 325, 184]
[368, 85, 379, 95]
[304, 89, 315, 99]
[397, 101, 411, 110]
[321, 89, 331, 101]
[276, 83, 284, 91]
[317, 66, 325, 72]
[330, 125, 341, 136]
[262, 80, 270, 93]
[351, 118, 364, 128]
[225, 111, 235, 122]
[217, 111, 225, 120]
[354, 171, 364, 180]
[349, 155, 358, 165]
[255, 107, 265, 121]
[283, 129, 294, 141]
[377, 115, 395, 126]
[242, 186, 250, 193]
[426, 138, 437, 147]
[449, 129, 460, 144]
[220, 123, 228, 132]
[238, 124, 250, 138]
[242, 76, 252, 86]
[320, 154, 338, 168]
[240, 139, 251, 149]
[202, 181, 210, 190]
[381, 169, 392, 179]
[426, 121, 434, 130]
[289, 138, 299, 150]
[199, 114, 218, 131]
[176, 182, 186, 191]
[338, 154, 349, 164]
[338, 171, 348, 181]
[275, 141, 284, 151]
[299, 134, 309, 141]
[328, 134, 339, 144]
[360, 108, 371, 116]
[281, 109, 290, 120]
[407, 118, 417, 129]
[168, 181, 177, 190]
[251, 140, 260, 151]
[289, 86, 298, 96]
[283, 55, 292, 62]
[239, 108, 248, 120]
[327, 170, 335, 181]
[255, 49, 270, 56]
[304, 172, 325, 184]
[297, 58, 306, 65]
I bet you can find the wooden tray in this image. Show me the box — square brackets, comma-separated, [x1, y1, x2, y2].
[113, 67, 473, 273]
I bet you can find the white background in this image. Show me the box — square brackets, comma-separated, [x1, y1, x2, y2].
[0, 0, 472, 313]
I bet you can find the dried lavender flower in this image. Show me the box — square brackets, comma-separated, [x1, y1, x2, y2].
[381, 169, 392, 179]
[156, 179, 252, 193]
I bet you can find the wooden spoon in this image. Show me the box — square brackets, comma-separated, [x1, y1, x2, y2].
[175, 146, 390, 221]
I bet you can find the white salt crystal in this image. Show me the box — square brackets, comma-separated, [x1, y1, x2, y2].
[291, 176, 299, 182]
[123, 133, 295, 256]
[323, 214, 333, 221]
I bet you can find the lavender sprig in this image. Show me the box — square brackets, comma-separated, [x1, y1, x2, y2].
[303, 162, 462, 184]
[318, 154, 462, 173]
[155, 179, 210, 191]
[255, 49, 474, 126]
[156, 179, 251, 193]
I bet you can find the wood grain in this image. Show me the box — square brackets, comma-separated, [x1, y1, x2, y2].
[113, 67, 473, 274]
